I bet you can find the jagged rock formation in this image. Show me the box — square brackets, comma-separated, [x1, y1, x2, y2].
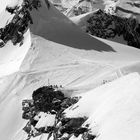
[49, 0, 140, 20]
[22, 85, 96, 140]
[49, 0, 105, 17]
[48, 0, 140, 49]
[0, 0, 49, 47]
[86, 9, 140, 48]
[65, 0, 95, 17]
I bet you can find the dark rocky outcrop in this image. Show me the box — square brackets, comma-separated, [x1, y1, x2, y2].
[22, 100, 36, 120]
[60, 117, 87, 134]
[86, 9, 140, 49]
[32, 86, 65, 112]
[0, 0, 50, 47]
[22, 85, 96, 140]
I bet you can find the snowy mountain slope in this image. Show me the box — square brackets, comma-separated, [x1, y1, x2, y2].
[70, 9, 140, 48]
[0, 0, 15, 13]
[29, 1, 114, 51]
[103, 0, 140, 21]
[64, 72, 140, 140]
[49, 0, 140, 48]
[0, 30, 31, 77]
[50, 0, 140, 19]
[0, 0, 23, 28]
[1, 35, 139, 140]
[0, 0, 140, 140]
[70, 10, 99, 32]
[0, 30, 31, 140]
[0, 34, 140, 140]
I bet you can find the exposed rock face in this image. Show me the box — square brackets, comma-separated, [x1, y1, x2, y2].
[0, 0, 44, 47]
[32, 86, 65, 112]
[49, 0, 140, 19]
[86, 9, 140, 49]
[22, 100, 36, 120]
[65, 0, 95, 17]
[22, 85, 94, 140]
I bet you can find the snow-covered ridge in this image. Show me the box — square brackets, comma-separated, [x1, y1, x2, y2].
[0, 0, 140, 140]
[103, 0, 140, 20]
[50, 0, 140, 17]
[64, 72, 140, 140]
[49, 0, 140, 48]
[0, 30, 31, 77]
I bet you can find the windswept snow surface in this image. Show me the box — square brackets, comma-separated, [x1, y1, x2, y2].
[0, 0, 140, 140]
[0, 0, 13, 13]
[1, 35, 140, 140]
[0, 0, 23, 28]
[0, 30, 31, 140]
[64, 72, 140, 140]
[0, 30, 31, 77]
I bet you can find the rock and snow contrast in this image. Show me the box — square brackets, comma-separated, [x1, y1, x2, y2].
[0, 0, 140, 140]
[49, 0, 140, 48]
[50, 0, 140, 17]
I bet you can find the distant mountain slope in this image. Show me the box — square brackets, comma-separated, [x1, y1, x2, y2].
[70, 9, 140, 49]
[64, 0, 95, 17]
[0, 30, 31, 77]
[1, 33, 140, 140]
[49, 0, 140, 48]
[50, 0, 140, 20]
[29, 0, 114, 51]
[104, 0, 140, 22]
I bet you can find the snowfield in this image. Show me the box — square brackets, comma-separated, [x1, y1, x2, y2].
[64, 72, 140, 140]
[0, 0, 140, 140]
[0, 30, 31, 77]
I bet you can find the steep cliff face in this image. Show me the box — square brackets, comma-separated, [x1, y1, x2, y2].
[48, 0, 140, 48]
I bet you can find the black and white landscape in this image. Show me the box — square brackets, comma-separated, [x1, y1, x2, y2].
[0, 0, 140, 140]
